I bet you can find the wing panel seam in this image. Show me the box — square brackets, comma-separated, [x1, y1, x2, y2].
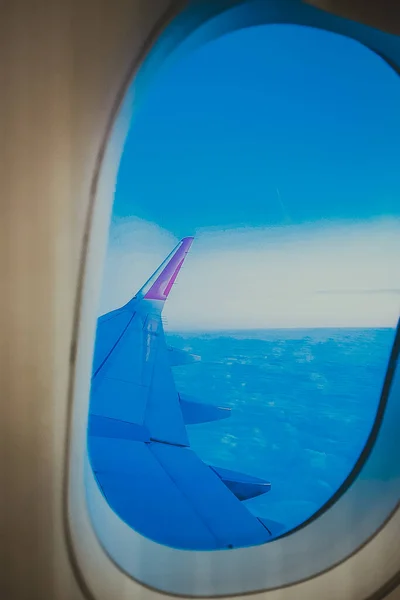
[93, 311, 136, 379]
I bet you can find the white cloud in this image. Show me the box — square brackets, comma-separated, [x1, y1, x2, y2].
[98, 217, 178, 314]
[99, 217, 400, 329]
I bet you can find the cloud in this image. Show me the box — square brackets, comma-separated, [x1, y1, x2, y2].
[316, 289, 400, 295]
[98, 217, 178, 314]
[99, 217, 400, 329]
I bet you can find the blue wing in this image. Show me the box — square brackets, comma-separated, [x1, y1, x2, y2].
[88, 237, 282, 550]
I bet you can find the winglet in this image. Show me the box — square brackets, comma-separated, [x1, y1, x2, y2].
[140, 237, 194, 302]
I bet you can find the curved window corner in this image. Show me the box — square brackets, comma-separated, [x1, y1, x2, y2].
[68, 1, 400, 598]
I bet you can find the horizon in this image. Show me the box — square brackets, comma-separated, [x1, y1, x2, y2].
[165, 325, 397, 333]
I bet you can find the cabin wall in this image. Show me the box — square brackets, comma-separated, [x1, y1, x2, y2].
[1, 1, 399, 599]
[1, 2, 178, 598]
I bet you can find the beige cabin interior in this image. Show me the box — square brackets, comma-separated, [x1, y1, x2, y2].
[2, 1, 400, 599]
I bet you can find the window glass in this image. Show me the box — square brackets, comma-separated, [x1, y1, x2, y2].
[90, 24, 400, 548]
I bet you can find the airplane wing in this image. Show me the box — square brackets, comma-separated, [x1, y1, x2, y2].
[88, 237, 282, 550]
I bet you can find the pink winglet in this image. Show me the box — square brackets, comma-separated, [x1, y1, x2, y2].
[144, 237, 194, 301]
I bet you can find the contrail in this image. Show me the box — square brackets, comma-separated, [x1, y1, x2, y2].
[316, 289, 400, 295]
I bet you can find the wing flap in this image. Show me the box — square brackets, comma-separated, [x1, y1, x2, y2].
[89, 437, 218, 549]
[167, 346, 201, 366]
[149, 442, 271, 548]
[210, 465, 271, 501]
[179, 394, 231, 425]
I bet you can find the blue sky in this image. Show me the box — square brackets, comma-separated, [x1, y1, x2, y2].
[101, 24, 400, 328]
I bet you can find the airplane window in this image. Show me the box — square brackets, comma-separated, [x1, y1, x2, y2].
[87, 23, 400, 551]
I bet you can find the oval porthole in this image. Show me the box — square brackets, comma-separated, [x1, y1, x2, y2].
[70, 3, 400, 597]
[88, 22, 400, 551]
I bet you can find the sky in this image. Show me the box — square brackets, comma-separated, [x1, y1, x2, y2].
[100, 24, 400, 329]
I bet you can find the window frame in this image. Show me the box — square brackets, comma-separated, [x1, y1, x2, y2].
[65, 1, 400, 598]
